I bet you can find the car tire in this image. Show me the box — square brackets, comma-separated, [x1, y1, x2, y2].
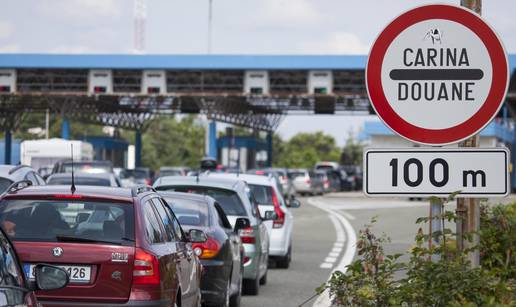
[229, 271, 242, 307]
[259, 270, 267, 285]
[243, 277, 259, 295]
[276, 246, 291, 269]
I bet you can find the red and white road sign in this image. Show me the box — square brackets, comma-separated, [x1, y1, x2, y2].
[366, 4, 509, 146]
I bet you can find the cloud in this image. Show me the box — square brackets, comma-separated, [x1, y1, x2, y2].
[298, 32, 369, 54]
[250, 0, 322, 29]
[0, 21, 13, 40]
[0, 44, 20, 53]
[50, 45, 95, 54]
[38, 0, 120, 20]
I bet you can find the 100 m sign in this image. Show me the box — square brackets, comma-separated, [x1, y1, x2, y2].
[388, 158, 486, 188]
[364, 149, 508, 197]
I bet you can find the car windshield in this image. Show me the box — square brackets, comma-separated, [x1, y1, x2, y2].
[249, 184, 273, 206]
[0, 199, 134, 245]
[47, 176, 111, 187]
[0, 178, 13, 194]
[163, 198, 208, 227]
[62, 162, 112, 174]
[157, 186, 246, 216]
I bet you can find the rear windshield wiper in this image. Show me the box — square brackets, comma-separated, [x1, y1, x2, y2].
[55, 235, 130, 245]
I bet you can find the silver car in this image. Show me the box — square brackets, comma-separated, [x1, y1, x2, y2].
[154, 176, 271, 295]
[288, 169, 324, 196]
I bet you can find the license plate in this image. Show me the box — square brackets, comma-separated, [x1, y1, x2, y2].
[24, 264, 91, 283]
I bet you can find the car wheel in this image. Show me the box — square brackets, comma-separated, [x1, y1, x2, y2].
[229, 270, 242, 307]
[259, 269, 267, 285]
[276, 246, 291, 269]
[243, 277, 259, 295]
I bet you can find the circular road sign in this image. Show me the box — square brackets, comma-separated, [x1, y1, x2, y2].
[366, 4, 509, 146]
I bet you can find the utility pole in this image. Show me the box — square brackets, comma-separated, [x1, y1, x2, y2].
[207, 0, 213, 54]
[457, 0, 481, 267]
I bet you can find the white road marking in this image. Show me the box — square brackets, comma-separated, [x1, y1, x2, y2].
[319, 263, 333, 269]
[328, 214, 345, 242]
[331, 247, 343, 253]
[333, 242, 344, 247]
[309, 198, 358, 307]
[324, 257, 337, 263]
[340, 211, 356, 220]
[328, 252, 340, 257]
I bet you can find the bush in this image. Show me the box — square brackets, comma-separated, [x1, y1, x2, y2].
[319, 199, 516, 306]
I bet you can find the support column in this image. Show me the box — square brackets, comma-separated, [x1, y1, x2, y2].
[208, 120, 217, 160]
[4, 129, 11, 165]
[135, 130, 142, 168]
[61, 119, 70, 140]
[266, 131, 273, 167]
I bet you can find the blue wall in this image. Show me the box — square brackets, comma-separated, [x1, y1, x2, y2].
[0, 139, 21, 165]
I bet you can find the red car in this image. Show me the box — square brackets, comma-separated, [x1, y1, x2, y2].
[0, 183, 202, 307]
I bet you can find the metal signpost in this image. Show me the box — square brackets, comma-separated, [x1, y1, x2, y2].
[365, 4, 509, 266]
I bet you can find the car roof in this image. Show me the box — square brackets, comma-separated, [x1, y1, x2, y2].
[47, 173, 114, 179]
[2, 185, 135, 202]
[208, 173, 274, 186]
[158, 190, 211, 203]
[154, 175, 245, 191]
[0, 165, 34, 181]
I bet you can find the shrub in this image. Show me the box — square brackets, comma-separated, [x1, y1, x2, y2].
[319, 199, 516, 306]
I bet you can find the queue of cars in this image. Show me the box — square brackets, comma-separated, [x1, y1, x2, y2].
[0, 160, 303, 306]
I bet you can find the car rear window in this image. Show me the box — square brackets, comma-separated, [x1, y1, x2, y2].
[47, 177, 111, 187]
[249, 184, 273, 206]
[157, 186, 246, 216]
[0, 177, 13, 194]
[0, 199, 134, 245]
[120, 169, 148, 179]
[288, 171, 306, 179]
[163, 197, 209, 227]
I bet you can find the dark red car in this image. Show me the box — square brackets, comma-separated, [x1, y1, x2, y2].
[0, 184, 202, 307]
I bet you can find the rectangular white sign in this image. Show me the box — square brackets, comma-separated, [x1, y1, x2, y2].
[364, 148, 509, 197]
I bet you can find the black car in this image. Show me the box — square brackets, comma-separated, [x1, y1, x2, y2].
[159, 191, 244, 307]
[0, 225, 69, 307]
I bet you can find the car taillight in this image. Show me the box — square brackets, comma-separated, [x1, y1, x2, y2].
[272, 189, 285, 229]
[144, 179, 151, 185]
[133, 248, 160, 285]
[239, 227, 256, 244]
[305, 178, 311, 184]
[192, 237, 221, 259]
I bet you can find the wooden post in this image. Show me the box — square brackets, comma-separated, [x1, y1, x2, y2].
[458, 0, 481, 267]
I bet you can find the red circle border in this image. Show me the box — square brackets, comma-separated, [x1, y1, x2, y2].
[366, 4, 509, 145]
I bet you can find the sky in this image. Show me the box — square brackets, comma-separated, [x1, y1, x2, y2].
[2, 0, 515, 145]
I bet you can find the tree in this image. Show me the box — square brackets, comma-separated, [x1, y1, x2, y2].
[340, 136, 364, 166]
[274, 131, 341, 168]
[141, 115, 205, 170]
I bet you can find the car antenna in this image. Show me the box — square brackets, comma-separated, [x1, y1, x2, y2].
[70, 144, 76, 194]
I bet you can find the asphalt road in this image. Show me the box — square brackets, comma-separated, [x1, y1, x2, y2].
[241, 196, 337, 307]
[240, 193, 455, 307]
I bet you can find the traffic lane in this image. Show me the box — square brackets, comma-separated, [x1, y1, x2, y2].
[241, 197, 337, 307]
[318, 194, 456, 260]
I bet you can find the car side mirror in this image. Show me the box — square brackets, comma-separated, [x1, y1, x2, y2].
[288, 199, 301, 208]
[263, 210, 278, 221]
[34, 264, 69, 291]
[188, 229, 207, 243]
[234, 217, 250, 233]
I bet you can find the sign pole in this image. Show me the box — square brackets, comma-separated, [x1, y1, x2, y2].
[459, 0, 481, 268]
